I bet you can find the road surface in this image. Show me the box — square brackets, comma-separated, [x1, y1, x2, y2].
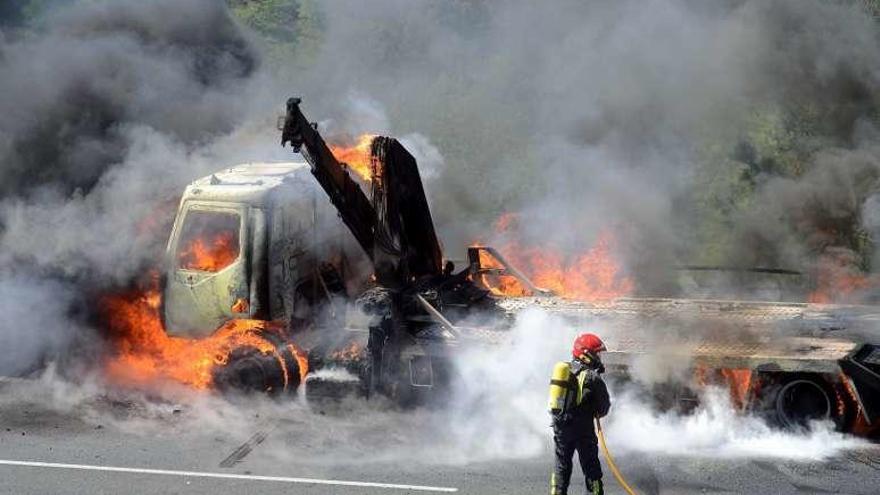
[0, 378, 878, 494]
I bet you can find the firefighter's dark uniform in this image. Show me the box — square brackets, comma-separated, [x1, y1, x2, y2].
[550, 359, 611, 495]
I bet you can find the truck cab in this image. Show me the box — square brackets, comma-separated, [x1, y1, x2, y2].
[162, 158, 461, 403]
[162, 162, 369, 338]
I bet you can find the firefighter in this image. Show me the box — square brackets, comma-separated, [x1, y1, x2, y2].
[548, 333, 611, 495]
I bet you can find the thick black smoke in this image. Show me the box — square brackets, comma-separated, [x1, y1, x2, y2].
[279, 0, 880, 299]
[0, 0, 258, 375]
[0, 0, 255, 198]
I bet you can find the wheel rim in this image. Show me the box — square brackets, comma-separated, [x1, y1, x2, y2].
[775, 379, 831, 428]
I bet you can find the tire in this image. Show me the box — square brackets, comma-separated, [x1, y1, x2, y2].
[771, 375, 836, 430]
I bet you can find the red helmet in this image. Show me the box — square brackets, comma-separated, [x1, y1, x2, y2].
[572, 333, 606, 360]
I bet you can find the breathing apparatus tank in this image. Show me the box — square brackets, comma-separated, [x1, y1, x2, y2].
[548, 361, 571, 412]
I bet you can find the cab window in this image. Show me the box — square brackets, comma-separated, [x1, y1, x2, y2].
[176, 210, 241, 272]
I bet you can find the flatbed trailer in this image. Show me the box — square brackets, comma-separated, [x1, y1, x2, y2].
[496, 296, 872, 372]
[472, 248, 880, 433]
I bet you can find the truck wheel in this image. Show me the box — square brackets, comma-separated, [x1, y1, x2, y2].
[213, 344, 303, 396]
[773, 376, 834, 429]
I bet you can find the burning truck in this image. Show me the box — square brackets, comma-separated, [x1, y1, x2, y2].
[105, 98, 880, 436]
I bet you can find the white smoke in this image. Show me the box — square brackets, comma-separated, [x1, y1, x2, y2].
[0, 276, 77, 376]
[0, 306, 864, 472]
[444, 308, 867, 463]
[605, 388, 865, 459]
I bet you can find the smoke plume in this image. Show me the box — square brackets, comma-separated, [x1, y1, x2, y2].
[0, 0, 259, 373]
[282, 0, 880, 300]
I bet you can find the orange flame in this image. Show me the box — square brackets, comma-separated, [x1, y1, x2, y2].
[100, 276, 307, 390]
[719, 368, 753, 409]
[694, 366, 754, 409]
[330, 342, 366, 362]
[474, 215, 633, 301]
[178, 230, 238, 272]
[838, 373, 880, 435]
[525, 233, 633, 300]
[808, 252, 873, 304]
[329, 134, 377, 183]
[476, 247, 530, 297]
[288, 344, 310, 383]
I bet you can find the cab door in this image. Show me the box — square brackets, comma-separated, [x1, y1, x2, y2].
[163, 202, 250, 337]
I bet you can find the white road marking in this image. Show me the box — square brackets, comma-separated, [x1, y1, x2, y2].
[0, 459, 458, 493]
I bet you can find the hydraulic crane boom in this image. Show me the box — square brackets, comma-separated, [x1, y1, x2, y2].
[281, 97, 443, 285]
[281, 97, 378, 262]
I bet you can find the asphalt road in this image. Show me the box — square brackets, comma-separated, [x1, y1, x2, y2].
[1, 378, 879, 495]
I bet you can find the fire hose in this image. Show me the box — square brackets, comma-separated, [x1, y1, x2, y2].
[595, 417, 638, 495]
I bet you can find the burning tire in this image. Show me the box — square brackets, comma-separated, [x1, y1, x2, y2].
[213, 342, 305, 396]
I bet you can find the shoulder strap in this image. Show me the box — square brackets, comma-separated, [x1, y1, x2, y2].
[575, 369, 587, 405]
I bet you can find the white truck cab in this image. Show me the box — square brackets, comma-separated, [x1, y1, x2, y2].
[163, 162, 367, 337]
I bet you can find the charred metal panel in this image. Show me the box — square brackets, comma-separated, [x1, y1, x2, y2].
[840, 344, 880, 424]
[266, 178, 319, 323]
[468, 246, 552, 295]
[371, 137, 443, 281]
[248, 207, 269, 320]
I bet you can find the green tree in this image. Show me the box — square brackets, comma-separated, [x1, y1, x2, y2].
[227, 0, 323, 66]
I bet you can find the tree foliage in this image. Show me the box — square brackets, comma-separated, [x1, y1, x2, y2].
[226, 0, 322, 65]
